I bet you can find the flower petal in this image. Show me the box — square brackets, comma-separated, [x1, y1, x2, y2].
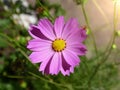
[62, 49, 80, 67]
[60, 68, 70, 76]
[54, 16, 65, 38]
[38, 18, 56, 40]
[44, 58, 52, 75]
[70, 66, 74, 73]
[27, 39, 51, 52]
[60, 66, 74, 76]
[39, 58, 51, 75]
[62, 18, 79, 39]
[50, 53, 60, 75]
[29, 48, 54, 64]
[39, 53, 54, 74]
[66, 29, 87, 45]
[67, 43, 87, 56]
[28, 25, 49, 40]
[61, 54, 71, 71]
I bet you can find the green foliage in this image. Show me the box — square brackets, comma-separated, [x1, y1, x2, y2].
[0, 0, 120, 90]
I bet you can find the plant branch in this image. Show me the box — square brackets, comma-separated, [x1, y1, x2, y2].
[81, 4, 98, 54]
[87, 1, 117, 86]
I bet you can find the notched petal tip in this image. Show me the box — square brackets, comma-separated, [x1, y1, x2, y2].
[61, 67, 75, 76]
[79, 45, 87, 56]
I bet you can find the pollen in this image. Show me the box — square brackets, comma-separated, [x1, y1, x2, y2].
[52, 39, 66, 52]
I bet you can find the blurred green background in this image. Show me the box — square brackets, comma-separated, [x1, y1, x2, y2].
[0, 0, 120, 90]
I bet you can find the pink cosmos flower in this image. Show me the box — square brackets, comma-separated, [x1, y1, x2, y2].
[27, 16, 87, 76]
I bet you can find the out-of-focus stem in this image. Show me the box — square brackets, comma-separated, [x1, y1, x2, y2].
[2, 74, 33, 79]
[37, 0, 54, 21]
[87, 1, 117, 87]
[113, 2, 117, 42]
[0, 33, 13, 42]
[104, 1, 117, 53]
[81, 4, 98, 54]
[92, 0, 109, 24]
[28, 71, 73, 90]
[0, 33, 38, 69]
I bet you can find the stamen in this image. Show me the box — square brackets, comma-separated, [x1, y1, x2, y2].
[52, 38, 66, 52]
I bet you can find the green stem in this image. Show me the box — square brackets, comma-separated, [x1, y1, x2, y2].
[81, 4, 98, 54]
[37, 0, 54, 21]
[16, 48, 38, 69]
[3, 75, 26, 79]
[0, 33, 15, 48]
[0, 33, 38, 69]
[17, 48, 29, 61]
[2, 71, 73, 90]
[80, 57, 90, 74]
[103, 1, 117, 54]
[113, 2, 117, 42]
[87, 1, 117, 86]
[87, 47, 112, 85]
[28, 71, 72, 90]
[0, 33, 13, 42]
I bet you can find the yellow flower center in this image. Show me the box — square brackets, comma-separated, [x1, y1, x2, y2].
[52, 39, 66, 52]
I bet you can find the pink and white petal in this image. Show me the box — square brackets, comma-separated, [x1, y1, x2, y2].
[66, 29, 87, 44]
[61, 54, 71, 71]
[58, 53, 70, 76]
[43, 59, 52, 75]
[67, 43, 87, 50]
[27, 39, 52, 52]
[39, 53, 55, 74]
[27, 39, 50, 48]
[54, 16, 65, 38]
[28, 25, 49, 40]
[29, 48, 54, 63]
[67, 41, 82, 47]
[38, 18, 56, 40]
[66, 31, 81, 45]
[60, 54, 75, 76]
[50, 53, 60, 75]
[67, 44, 87, 56]
[62, 18, 79, 39]
[39, 58, 51, 75]
[62, 49, 80, 67]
